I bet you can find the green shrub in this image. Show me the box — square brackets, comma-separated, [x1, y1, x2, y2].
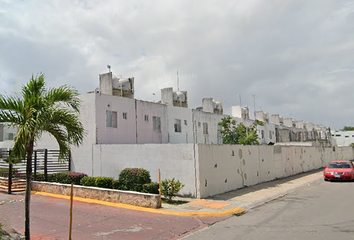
[80, 176, 96, 187]
[131, 183, 143, 192]
[49, 172, 72, 184]
[112, 180, 122, 190]
[0, 168, 18, 178]
[118, 168, 151, 191]
[47, 173, 56, 182]
[161, 178, 184, 200]
[33, 173, 46, 181]
[67, 172, 88, 185]
[95, 177, 113, 188]
[45, 172, 88, 184]
[142, 182, 159, 194]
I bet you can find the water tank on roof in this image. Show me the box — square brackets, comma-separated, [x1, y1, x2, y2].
[112, 76, 132, 91]
[213, 100, 222, 109]
[173, 91, 186, 102]
[118, 78, 131, 91]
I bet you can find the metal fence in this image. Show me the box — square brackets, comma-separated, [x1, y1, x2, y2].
[0, 149, 70, 175]
[0, 149, 70, 193]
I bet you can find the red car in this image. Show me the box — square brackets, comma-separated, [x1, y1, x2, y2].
[323, 160, 354, 181]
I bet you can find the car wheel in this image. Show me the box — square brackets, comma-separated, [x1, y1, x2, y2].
[324, 178, 328, 182]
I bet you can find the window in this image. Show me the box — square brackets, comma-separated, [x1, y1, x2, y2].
[144, 115, 149, 122]
[198, 122, 201, 127]
[261, 130, 264, 139]
[174, 119, 181, 133]
[153, 116, 161, 132]
[203, 123, 208, 134]
[184, 120, 187, 125]
[345, 136, 349, 138]
[336, 134, 341, 137]
[5, 133, 14, 140]
[106, 111, 117, 128]
[269, 131, 272, 139]
[123, 112, 127, 120]
[327, 163, 352, 169]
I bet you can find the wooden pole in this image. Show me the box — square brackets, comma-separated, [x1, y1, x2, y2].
[34, 151, 37, 181]
[8, 163, 12, 194]
[158, 168, 162, 208]
[69, 182, 73, 240]
[44, 149, 48, 181]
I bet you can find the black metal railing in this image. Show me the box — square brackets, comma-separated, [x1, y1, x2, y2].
[0, 149, 70, 193]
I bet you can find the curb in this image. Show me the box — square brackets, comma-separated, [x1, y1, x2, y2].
[31, 191, 245, 217]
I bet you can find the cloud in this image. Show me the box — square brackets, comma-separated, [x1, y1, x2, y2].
[0, 0, 353, 129]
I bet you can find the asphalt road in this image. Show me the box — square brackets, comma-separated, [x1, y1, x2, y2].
[182, 179, 354, 240]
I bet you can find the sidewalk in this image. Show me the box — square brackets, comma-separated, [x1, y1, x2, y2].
[162, 170, 323, 215]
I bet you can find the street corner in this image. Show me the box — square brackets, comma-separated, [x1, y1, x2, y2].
[31, 190, 246, 218]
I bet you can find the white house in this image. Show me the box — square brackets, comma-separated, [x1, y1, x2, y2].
[0, 71, 332, 149]
[331, 130, 354, 146]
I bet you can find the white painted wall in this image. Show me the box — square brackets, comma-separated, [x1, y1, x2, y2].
[197, 144, 354, 198]
[0, 124, 17, 142]
[331, 131, 354, 146]
[136, 100, 168, 144]
[69, 142, 354, 199]
[70, 93, 98, 175]
[193, 110, 226, 144]
[167, 105, 194, 143]
[95, 93, 136, 144]
[89, 144, 197, 197]
[257, 123, 276, 144]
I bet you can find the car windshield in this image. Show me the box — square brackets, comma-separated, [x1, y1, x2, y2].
[327, 163, 352, 169]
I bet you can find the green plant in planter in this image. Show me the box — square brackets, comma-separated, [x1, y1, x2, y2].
[80, 176, 96, 187]
[118, 168, 151, 191]
[49, 172, 72, 184]
[33, 173, 45, 181]
[161, 178, 184, 200]
[112, 180, 122, 190]
[67, 172, 88, 185]
[142, 182, 159, 194]
[95, 177, 113, 188]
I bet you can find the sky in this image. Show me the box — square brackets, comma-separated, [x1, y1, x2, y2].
[0, 0, 353, 130]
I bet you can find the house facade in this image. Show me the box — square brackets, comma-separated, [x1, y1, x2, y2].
[0, 71, 332, 149]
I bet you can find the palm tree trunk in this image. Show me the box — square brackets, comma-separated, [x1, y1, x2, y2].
[25, 140, 34, 240]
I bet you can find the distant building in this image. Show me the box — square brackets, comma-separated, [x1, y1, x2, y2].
[331, 130, 354, 146]
[0, 71, 331, 149]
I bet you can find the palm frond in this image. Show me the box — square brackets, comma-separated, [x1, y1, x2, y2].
[45, 86, 81, 112]
[0, 73, 84, 162]
[44, 124, 71, 160]
[38, 107, 85, 146]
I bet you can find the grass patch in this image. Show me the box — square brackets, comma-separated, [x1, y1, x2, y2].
[233, 211, 246, 217]
[162, 199, 189, 205]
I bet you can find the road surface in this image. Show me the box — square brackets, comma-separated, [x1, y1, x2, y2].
[183, 179, 354, 240]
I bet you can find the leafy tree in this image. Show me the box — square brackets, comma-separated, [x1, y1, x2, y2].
[0, 74, 84, 240]
[341, 126, 354, 131]
[218, 116, 261, 145]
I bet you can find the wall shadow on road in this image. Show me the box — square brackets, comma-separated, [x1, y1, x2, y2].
[207, 169, 323, 201]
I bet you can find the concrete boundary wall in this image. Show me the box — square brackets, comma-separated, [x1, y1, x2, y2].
[89, 144, 198, 197]
[72, 143, 353, 199]
[32, 181, 160, 208]
[197, 145, 354, 198]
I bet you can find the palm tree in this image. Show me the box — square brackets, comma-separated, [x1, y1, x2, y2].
[0, 74, 84, 240]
